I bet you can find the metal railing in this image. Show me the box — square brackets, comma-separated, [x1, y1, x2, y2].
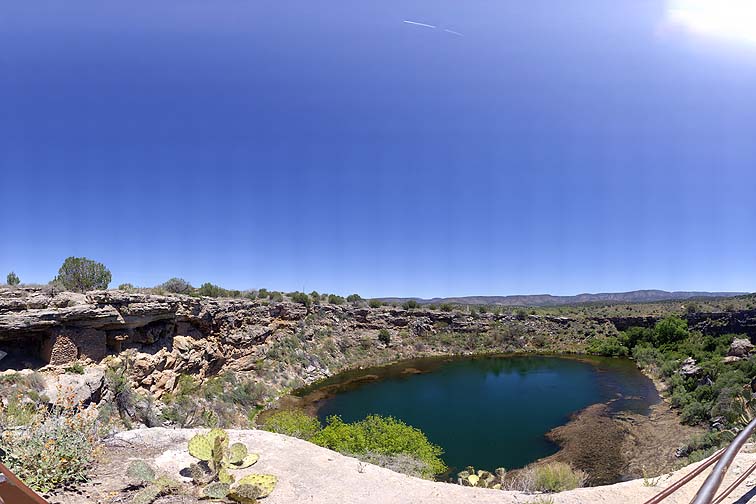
[643, 417, 756, 504]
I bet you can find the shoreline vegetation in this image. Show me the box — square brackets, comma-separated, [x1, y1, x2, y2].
[1, 262, 755, 498]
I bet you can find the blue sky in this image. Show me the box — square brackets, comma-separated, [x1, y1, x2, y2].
[1, 1, 755, 298]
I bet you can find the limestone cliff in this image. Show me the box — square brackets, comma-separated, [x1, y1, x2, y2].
[1, 287, 755, 400]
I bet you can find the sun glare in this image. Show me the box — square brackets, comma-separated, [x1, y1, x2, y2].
[668, 0, 756, 44]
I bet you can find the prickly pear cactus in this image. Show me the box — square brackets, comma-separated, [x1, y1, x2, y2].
[127, 460, 156, 484]
[188, 434, 213, 461]
[203, 481, 231, 499]
[131, 485, 161, 504]
[236, 474, 278, 498]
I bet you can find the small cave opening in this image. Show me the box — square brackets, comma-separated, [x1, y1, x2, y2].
[0, 331, 48, 371]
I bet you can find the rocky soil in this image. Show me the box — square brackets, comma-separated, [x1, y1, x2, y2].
[50, 428, 756, 504]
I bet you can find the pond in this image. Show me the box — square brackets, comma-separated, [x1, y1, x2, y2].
[296, 355, 660, 473]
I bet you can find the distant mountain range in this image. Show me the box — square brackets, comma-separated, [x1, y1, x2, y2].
[376, 290, 749, 308]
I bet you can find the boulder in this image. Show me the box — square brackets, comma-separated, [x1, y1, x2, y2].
[679, 357, 701, 377]
[44, 366, 105, 405]
[728, 338, 754, 358]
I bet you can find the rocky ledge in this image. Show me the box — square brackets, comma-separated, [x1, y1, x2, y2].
[50, 428, 756, 504]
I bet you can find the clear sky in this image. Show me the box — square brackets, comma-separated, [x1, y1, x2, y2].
[1, 1, 755, 298]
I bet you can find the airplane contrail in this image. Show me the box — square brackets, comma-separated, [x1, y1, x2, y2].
[443, 28, 464, 37]
[403, 20, 437, 29]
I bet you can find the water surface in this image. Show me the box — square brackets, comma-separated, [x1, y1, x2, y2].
[301, 355, 659, 472]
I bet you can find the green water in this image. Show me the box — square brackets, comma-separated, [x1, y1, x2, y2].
[302, 355, 659, 473]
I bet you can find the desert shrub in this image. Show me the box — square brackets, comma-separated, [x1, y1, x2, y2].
[328, 294, 345, 305]
[586, 336, 629, 357]
[257, 288, 269, 298]
[64, 362, 86, 374]
[347, 293, 362, 303]
[160, 277, 193, 294]
[6, 271, 20, 285]
[369, 299, 382, 308]
[359, 451, 434, 479]
[0, 389, 102, 493]
[309, 291, 321, 303]
[227, 377, 269, 408]
[440, 304, 453, 312]
[197, 282, 226, 298]
[289, 291, 311, 307]
[508, 462, 586, 493]
[53, 256, 111, 292]
[402, 299, 419, 310]
[515, 308, 528, 320]
[311, 415, 446, 478]
[261, 409, 321, 440]
[378, 329, 391, 345]
[118, 283, 135, 291]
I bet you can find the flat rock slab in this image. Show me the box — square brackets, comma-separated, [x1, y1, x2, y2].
[49, 428, 756, 504]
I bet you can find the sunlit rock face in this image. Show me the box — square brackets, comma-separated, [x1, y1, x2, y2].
[667, 0, 756, 45]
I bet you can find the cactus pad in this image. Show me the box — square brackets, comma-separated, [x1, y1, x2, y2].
[131, 485, 161, 504]
[188, 434, 213, 461]
[229, 453, 259, 469]
[206, 428, 229, 449]
[219, 467, 235, 484]
[203, 482, 231, 499]
[229, 443, 248, 464]
[228, 484, 262, 504]
[127, 460, 156, 484]
[189, 462, 216, 485]
[236, 474, 277, 498]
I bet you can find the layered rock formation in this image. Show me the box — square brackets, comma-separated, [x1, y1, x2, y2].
[1, 287, 755, 400]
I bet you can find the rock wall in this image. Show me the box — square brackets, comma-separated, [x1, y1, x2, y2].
[2, 287, 755, 399]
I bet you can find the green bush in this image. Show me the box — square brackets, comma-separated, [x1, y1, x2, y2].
[160, 277, 193, 294]
[54, 256, 111, 292]
[402, 299, 419, 310]
[655, 316, 689, 346]
[197, 282, 226, 298]
[586, 336, 629, 357]
[0, 392, 102, 492]
[289, 291, 311, 307]
[509, 462, 586, 493]
[378, 329, 391, 345]
[440, 304, 453, 312]
[328, 294, 345, 305]
[369, 299, 382, 308]
[347, 294, 362, 303]
[310, 415, 446, 478]
[261, 410, 321, 440]
[6, 271, 20, 286]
